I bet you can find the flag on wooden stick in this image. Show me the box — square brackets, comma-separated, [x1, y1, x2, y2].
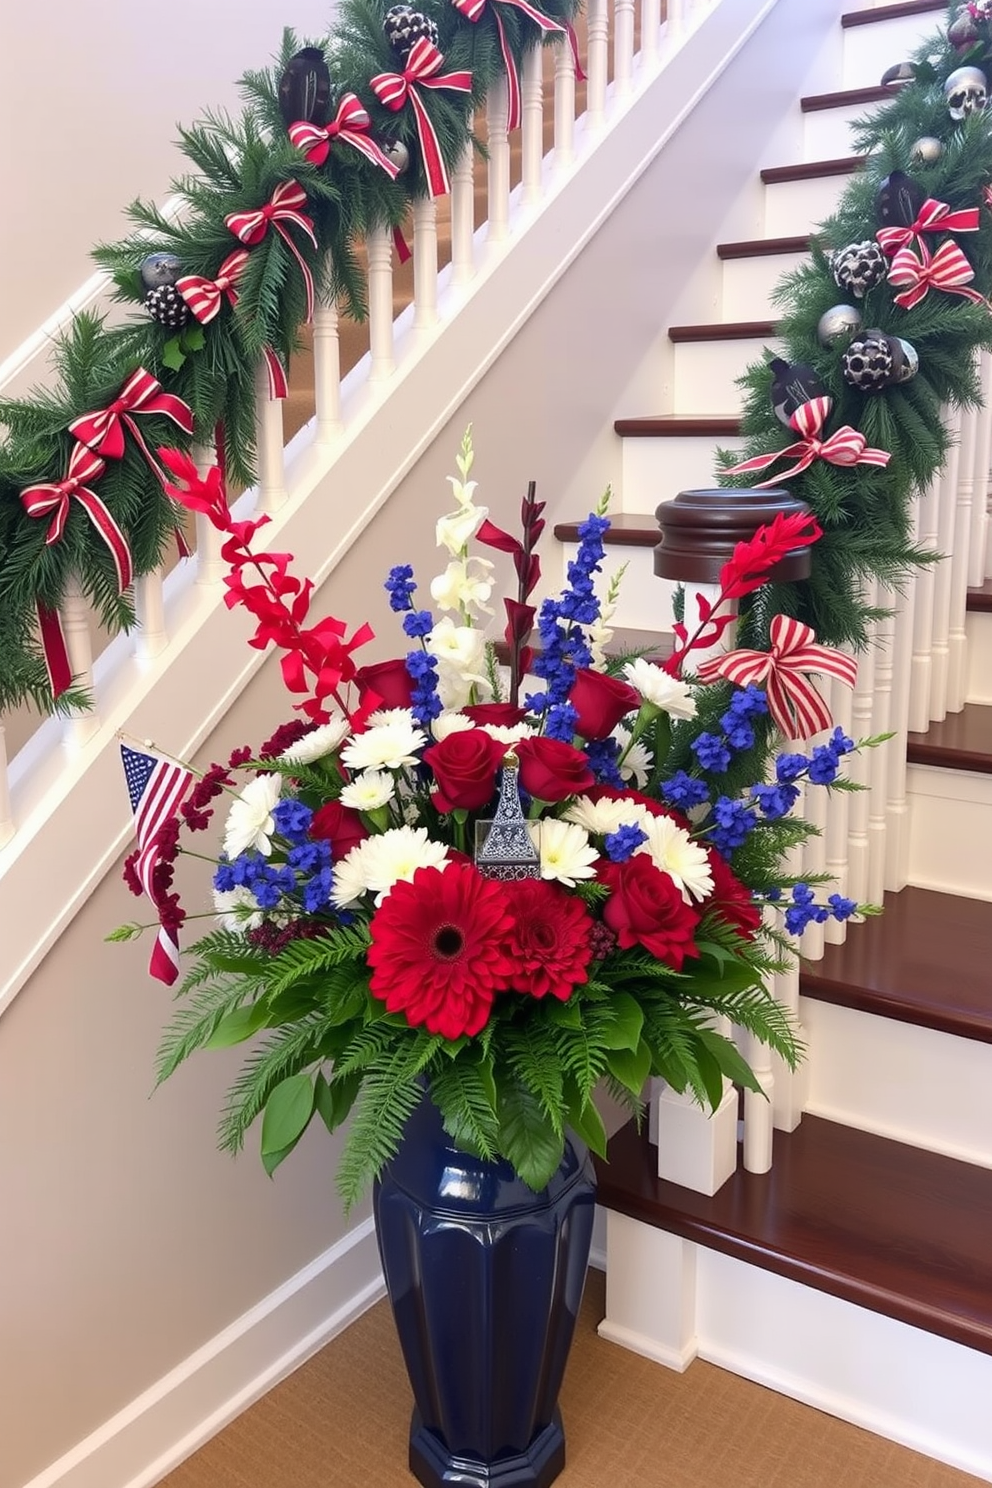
[120, 743, 193, 984]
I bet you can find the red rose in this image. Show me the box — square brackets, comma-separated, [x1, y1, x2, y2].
[598, 855, 701, 970]
[515, 737, 595, 803]
[502, 879, 593, 1000]
[423, 729, 506, 812]
[354, 657, 414, 710]
[463, 702, 528, 728]
[309, 800, 369, 859]
[568, 668, 640, 740]
[704, 850, 762, 940]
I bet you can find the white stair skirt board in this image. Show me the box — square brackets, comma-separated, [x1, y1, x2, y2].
[721, 252, 806, 321]
[22, 1220, 384, 1488]
[557, 542, 679, 632]
[763, 173, 852, 238]
[842, 12, 948, 93]
[671, 336, 780, 417]
[906, 764, 992, 901]
[800, 997, 992, 1169]
[619, 435, 745, 512]
[600, 1212, 992, 1483]
[966, 610, 992, 704]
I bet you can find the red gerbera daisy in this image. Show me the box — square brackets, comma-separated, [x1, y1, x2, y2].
[502, 879, 594, 1001]
[367, 862, 517, 1039]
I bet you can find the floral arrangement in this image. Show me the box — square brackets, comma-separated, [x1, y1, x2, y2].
[116, 431, 871, 1206]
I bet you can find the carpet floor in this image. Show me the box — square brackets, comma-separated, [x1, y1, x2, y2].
[160, 1268, 983, 1488]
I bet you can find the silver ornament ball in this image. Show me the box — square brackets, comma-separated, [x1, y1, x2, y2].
[817, 303, 863, 349]
[139, 252, 183, 290]
[892, 338, 919, 384]
[383, 138, 410, 175]
[910, 135, 943, 166]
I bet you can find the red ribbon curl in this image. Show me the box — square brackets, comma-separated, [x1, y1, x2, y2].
[876, 198, 980, 256]
[370, 38, 473, 198]
[723, 397, 890, 489]
[288, 93, 400, 176]
[225, 180, 318, 321]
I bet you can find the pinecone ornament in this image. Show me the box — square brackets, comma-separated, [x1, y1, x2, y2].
[144, 284, 191, 332]
[831, 241, 887, 299]
[841, 330, 896, 392]
[383, 4, 439, 59]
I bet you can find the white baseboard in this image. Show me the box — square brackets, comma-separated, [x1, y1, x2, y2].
[596, 1319, 697, 1373]
[22, 1219, 385, 1488]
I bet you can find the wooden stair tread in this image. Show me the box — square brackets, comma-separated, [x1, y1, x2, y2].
[967, 579, 992, 612]
[842, 0, 945, 26]
[595, 1115, 992, 1356]
[554, 512, 660, 545]
[761, 156, 864, 185]
[717, 235, 811, 260]
[669, 319, 779, 343]
[907, 701, 992, 775]
[614, 416, 741, 437]
[801, 886, 992, 1044]
[801, 84, 894, 112]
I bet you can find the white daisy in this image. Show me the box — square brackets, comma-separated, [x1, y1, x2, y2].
[213, 884, 264, 933]
[529, 818, 599, 887]
[637, 815, 714, 903]
[431, 711, 475, 741]
[623, 658, 698, 720]
[362, 827, 451, 902]
[277, 715, 350, 766]
[613, 724, 653, 789]
[481, 722, 536, 745]
[366, 706, 417, 729]
[223, 773, 283, 858]
[339, 770, 396, 811]
[341, 718, 426, 772]
[564, 794, 652, 838]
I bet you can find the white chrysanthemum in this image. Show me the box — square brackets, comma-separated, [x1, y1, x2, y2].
[339, 770, 396, 811]
[482, 722, 536, 744]
[529, 818, 599, 887]
[362, 827, 450, 902]
[614, 724, 653, 790]
[637, 815, 714, 903]
[341, 718, 426, 772]
[431, 711, 475, 741]
[623, 658, 698, 720]
[366, 706, 417, 729]
[430, 557, 494, 615]
[277, 715, 350, 766]
[223, 773, 283, 858]
[331, 838, 375, 908]
[213, 884, 264, 933]
[564, 794, 652, 838]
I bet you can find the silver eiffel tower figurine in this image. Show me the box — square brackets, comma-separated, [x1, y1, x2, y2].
[475, 749, 541, 881]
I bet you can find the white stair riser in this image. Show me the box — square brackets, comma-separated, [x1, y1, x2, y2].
[803, 101, 877, 161]
[559, 540, 678, 632]
[763, 173, 854, 238]
[673, 336, 780, 416]
[601, 1215, 992, 1485]
[620, 435, 744, 513]
[842, 12, 946, 91]
[721, 252, 806, 321]
[907, 764, 992, 900]
[801, 997, 992, 1169]
[966, 609, 992, 704]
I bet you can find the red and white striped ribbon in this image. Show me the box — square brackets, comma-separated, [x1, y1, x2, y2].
[696, 614, 858, 741]
[288, 93, 400, 176]
[876, 198, 980, 255]
[225, 180, 318, 321]
[887, 238, 987, 310]
[371, 38, 473, 198]
[21, 443, 132, 592]
[176, 249, 249, 324]
[723, 397, 890, 488]
[70, 367, 194, 460]
[452, 0, 566, 130]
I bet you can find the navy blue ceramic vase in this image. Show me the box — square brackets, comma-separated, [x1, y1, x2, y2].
[373, 1092, 597, 1488]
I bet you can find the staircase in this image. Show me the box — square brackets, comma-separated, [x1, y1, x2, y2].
[565, 1, 992, 1480]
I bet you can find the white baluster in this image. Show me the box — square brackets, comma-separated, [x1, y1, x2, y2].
[367, 225, 395, 381]
[487, 76, 511, 243]
[450, 141, 476, 288]
[884, 577, 914, 892]
[521, 46, 544, 206]
[554, 36, 576, 169]
[908, 469, 940, 731]
[845, 599, 876, 909]
[929, 410, 961, 720]
[948, 388, 977, 712]
[823, 673, 853, 946]
[134, 567, 168, 661]
[867, 608, 894, 905]
[192, 439, 224, 586]
[969, 350, 992, 587]
[0, 725, 14, 849]
[413, 197, 439, 328]
[640, 0, 660, 65]
[743, 919, 775, 1173]
[614, 0, 636, 95]
[254, 360, 287, 514]
[313, 290, 342, 441]
[61, 577, 99, 749]
[799, 744, 828, 962]
[666, 0, 686, 40]
[586, 0, 609, 129]
[772, 790, 807, 1133]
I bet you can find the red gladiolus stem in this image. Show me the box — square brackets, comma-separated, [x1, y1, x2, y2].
[509, 479, 538, 708]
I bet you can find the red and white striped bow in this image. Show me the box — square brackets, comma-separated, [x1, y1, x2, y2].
[176, 249, 249, 324]
[70, 367, 194, 461]
[452, 0, 566, 130]
[887, 238, 987, 310]
[288, 93, 399, 176]
[225, 180, 318, 320]
[696, 614, 858, 741]
[876, 198, 980, 255]
[723, 397, 891, 489]
[370, 37, 473, 198]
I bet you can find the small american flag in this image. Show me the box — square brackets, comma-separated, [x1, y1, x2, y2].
[121, 743, 194, 985]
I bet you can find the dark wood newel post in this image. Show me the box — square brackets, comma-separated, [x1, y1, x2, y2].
[653, 487, 815, 585]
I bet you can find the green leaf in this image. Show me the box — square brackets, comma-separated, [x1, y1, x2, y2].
[160, 337, 186, 371]
[606, 1038, 652, 1097]
[204, 1001, 270, 1049]
[545, 998, 584, 1029]
[695, 1028, 762, 1095]
[566, 1096, 608, 1160]
[693, 1040, 725, 1111]
[105, 922, 144, 942]
[183, 323, 206, 352]
[598, 991, 644, 1051]
[261, 1139, 298, 1178]
[314, 1070, 361, 1134]
[496, 1080, 565, 1191]
[260, 1072, 315, 1158]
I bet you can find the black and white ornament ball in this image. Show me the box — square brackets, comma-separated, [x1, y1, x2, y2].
[383, 5, 439, 59]
[831, 240, 887, 299]
[841, 329, 898, 393]
[139, 252, 183, 291]
[144, 284, 190, 332]
[910, 135, 943, 166]
[817, 303, 863, 349]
